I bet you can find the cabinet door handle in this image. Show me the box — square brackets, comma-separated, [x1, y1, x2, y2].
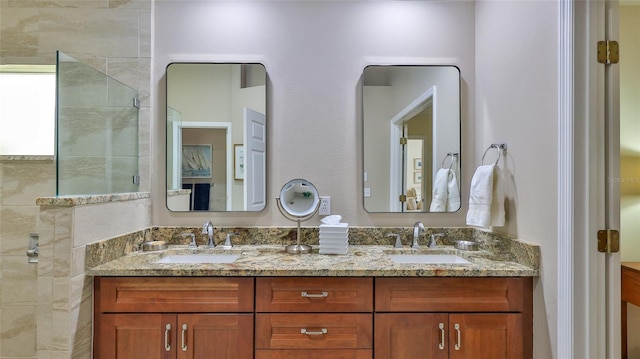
[454, 323, 461, 351]
[301, 291, 328, 298]
[300, 328, 328, 335]
[181, 324, 188, 352]
[164, 324, 171, 352]
[438, 323, 445, 350]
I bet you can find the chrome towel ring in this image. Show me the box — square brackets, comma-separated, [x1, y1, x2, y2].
[481, 143, 507, 166]
[441, 152, 459, 169]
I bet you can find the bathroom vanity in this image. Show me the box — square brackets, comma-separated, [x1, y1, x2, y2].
[89, 243, 537, 359]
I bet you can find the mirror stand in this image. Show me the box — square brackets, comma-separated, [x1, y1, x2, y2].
[276, 198, 317, 254]
[276, 178, 321, 254]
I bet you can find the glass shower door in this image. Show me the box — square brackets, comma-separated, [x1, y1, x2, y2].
[55, 51, 139, 195]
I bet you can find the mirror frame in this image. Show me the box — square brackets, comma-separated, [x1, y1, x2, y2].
[277, 178, 320, 218]
[276, 178, 320, 255]
[165, 62, 267, 213]
[362, 64, 461, 213]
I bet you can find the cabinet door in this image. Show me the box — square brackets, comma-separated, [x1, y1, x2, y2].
[96, 313, 176, 359]
[177, 314, 254, 359]
[449, 314, 523, 359]
[374, 313, 449, 359]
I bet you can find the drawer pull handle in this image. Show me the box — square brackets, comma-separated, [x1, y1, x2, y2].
[301, 291, 328, 298]
[164, 324, 171, 352]
[181, 324, 188, 352]
[438, 323, 445, 350]
[301, 328, 328, 336]
[454, 323, 461, 351]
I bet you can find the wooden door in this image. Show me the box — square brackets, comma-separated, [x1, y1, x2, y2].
[96, 313, 176, 359]
[177, 314, 254, 359]
[448, 314, 523, 359]
[374, 313, 448, 359]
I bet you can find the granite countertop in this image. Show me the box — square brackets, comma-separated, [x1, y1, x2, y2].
[86, 244, 539, 277]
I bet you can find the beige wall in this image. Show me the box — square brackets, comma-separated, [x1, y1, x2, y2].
[153, 1, 557, 357]
[475, 2, 557, 357]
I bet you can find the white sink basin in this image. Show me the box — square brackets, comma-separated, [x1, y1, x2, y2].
[155, 254, 240, 264]
[388, 254, 470, 264]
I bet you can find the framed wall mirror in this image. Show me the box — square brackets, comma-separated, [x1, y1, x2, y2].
[166, 63, 267, 212]
[362, 65, 461, 213]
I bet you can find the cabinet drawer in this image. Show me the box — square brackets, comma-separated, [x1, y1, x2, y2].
[255, 313, 372, 350]
[375, 277, 532, 312]
[255, 349, 372, 359]
[95, 277, 254, 313]
[256, 277, 373, 312]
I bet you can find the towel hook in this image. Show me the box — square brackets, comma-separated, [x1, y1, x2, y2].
[441, 152, 459, 169]
[481, 144, 507, 166]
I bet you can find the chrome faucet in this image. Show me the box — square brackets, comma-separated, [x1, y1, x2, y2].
[412, 222, 425, 249]
[202, 221, 215, 248]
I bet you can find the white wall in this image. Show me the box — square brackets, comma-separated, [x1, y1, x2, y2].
[152, 1, 556, 357]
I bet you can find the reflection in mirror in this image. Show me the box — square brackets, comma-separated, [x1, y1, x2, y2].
[166, 63, 266, 212]
[276, 179, 320, 254]
[363, 65, 460, 213]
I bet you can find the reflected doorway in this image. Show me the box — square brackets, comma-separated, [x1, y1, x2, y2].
[620, 4, 640, 358]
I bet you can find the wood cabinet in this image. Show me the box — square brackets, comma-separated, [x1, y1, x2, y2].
[93, 276, 532, 359]
[94, 277, 254, 359]
[255, 277, 373, 358]
[374, 277, 533, 359]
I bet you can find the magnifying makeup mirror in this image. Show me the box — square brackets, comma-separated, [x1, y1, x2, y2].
[276, 179, 320, 254]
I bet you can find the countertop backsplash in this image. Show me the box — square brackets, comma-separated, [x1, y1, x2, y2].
[85, 226, 540, 271]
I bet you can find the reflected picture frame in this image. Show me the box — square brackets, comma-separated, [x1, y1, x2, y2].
[414, 158, 422, 170]
[414, 171, 422, 183]
[182, 144, 212, 178]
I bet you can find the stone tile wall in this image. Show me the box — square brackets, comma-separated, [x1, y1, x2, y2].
[0, 0, 152, 358]
[0, 158, 55, 359]
[37, 195, 151, 359]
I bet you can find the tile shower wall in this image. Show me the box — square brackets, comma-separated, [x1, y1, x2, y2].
[37, 196, 151, 359]
[0, 0, 152, 193]
[0, 0, 152, 358]
[0, 158, 55, 358]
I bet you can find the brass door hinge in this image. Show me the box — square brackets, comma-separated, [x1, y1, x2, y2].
[399, 194, 407, 203]
[597, 41, 619, 64]
[597, 229, 620, 253]
[400, 137, 407, 145]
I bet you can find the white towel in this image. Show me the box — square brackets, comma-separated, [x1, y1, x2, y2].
[491, 166, 505, 227]
[466, 164, 505, 228]
[447, 169, 460, 211]
[429, 168, 450, 212]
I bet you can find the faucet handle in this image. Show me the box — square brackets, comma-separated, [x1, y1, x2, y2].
[223, 232, 239, 249]
[202, 220, 213, 234]
[181, 232, 197, 248]
[428, 233, 445, 248]
[387, 233, 403, 248]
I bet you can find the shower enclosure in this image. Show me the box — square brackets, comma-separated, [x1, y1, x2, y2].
[56, 51, 139, 195]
